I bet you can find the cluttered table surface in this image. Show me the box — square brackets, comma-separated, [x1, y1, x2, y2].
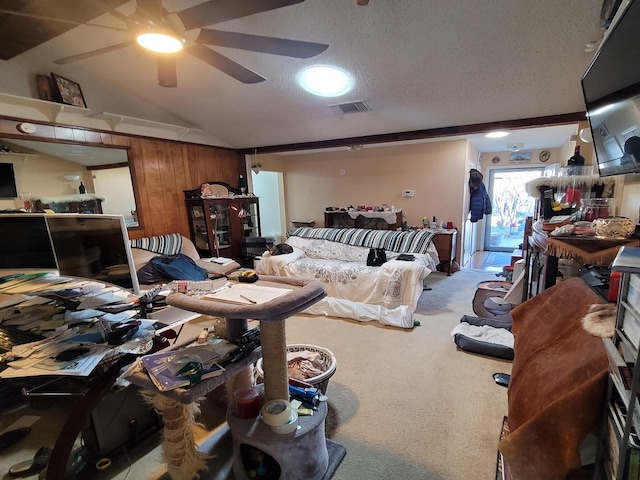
[0, 271, 276, 479]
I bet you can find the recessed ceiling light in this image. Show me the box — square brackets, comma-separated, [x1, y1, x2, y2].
[485, 131, 510, 138]
[298, 66, 353, 97]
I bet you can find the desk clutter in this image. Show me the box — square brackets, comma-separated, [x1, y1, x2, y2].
[0, 271, 263, 388]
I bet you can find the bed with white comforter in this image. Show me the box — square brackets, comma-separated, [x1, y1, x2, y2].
[256, 228, 439, 328]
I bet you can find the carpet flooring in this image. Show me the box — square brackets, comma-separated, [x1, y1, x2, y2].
[0, 269, 511, 480]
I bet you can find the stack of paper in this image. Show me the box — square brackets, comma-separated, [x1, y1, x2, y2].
[203, 284, 291, 305]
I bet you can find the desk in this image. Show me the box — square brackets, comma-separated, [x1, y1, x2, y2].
[0, 274, 204, 480]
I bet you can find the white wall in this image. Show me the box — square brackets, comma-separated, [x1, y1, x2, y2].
[92, 167, 137, 223]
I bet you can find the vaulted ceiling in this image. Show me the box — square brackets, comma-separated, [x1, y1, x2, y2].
[0, 0, 606, 152]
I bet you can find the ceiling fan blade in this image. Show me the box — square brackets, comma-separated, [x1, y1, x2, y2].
[178, 0, 305, 30]
[187, 44, 266, 84]
[157, 55, 178, 87]
[85, 0, 132, 27]
[54, 41, 135, 64]
[135, 0, 164, 23]
[196, 29, 328, 58]
[0, 8, 128, 32]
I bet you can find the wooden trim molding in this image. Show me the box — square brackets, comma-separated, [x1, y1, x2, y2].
[239, 112, 588, 155]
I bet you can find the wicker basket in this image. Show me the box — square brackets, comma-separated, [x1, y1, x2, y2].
[256, 344, 337, 394]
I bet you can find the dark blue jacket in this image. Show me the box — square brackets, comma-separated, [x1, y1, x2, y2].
[469, 183, 492, 222]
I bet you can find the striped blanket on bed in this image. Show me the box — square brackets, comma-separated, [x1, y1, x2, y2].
[130, 233, 183, 255]
[288, 227, 436, 254]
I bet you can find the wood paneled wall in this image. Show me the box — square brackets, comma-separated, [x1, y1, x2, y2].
[0, 116, 244, 239]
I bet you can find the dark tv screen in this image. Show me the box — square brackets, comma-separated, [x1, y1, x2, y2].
[581, 0, 640, 177]
[46, 214, 140, 294]
[0, 213, 140, 294]
[0, 163, 18, 198]
[0, 214, 57, 270]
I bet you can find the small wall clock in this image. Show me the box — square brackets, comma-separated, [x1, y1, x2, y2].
[491, 156, 500, 164]
[539, 150, 551, 162]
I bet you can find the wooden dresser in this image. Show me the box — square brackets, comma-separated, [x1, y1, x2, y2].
[433, 230, 457, 275]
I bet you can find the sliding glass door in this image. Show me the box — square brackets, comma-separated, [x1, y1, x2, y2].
[484, 167, 544, 251]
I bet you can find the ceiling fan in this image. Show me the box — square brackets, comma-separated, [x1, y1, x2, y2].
[28, 0, 329, 87]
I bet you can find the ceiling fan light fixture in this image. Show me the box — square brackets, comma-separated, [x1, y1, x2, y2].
[136, 32, 184, 53]
[298, 66, 353, 97]
[507, 142, 525, 152]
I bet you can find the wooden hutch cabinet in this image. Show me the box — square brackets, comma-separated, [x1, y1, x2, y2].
[184, 182, 260, 261]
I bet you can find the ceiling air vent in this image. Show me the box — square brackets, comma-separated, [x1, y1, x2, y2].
[334, 100, 369, 114]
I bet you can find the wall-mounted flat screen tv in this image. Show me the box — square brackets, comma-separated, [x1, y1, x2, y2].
[0, 163, 18, 197]
[581, 0, 640, 177]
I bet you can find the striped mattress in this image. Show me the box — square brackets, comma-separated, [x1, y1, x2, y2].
[288, 227, 436, 254]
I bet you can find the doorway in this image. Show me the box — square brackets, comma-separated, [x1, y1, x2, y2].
[484, 167, 544, 251]
[251, 170, 285, 243]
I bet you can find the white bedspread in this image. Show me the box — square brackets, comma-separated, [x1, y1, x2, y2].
[256, 237, 438, 328]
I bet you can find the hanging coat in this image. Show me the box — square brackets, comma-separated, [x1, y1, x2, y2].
[470, 182, 492, 222]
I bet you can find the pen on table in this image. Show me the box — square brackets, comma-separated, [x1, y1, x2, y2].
[240, 294, 257, 304]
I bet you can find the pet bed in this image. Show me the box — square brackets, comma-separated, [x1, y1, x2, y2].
[451, 315, 514, 360]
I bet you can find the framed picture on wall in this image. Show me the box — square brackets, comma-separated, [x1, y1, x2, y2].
[509, 152, 531, 163]
[36, 75, 54, 101]
[50, 73, 87, 108]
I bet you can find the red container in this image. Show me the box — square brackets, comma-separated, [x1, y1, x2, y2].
[233, 387, 260, 418]
[609, 272, 621, 303]
[565, 187, 581, 204]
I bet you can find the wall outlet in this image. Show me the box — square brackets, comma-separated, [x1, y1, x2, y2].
[339, 168, 346, 176]
[402, 189, 415, 197]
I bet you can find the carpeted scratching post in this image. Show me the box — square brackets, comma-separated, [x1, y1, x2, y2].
[139, 390, 208, 480]
[160, 276, 345, 480]
[260, 320, 289, 402]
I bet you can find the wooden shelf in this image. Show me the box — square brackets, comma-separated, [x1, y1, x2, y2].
[0, 93, 89, 123]
[0, 93, 226, 146]
[86, 112, 199, 140]
[0, 151, 41, 160]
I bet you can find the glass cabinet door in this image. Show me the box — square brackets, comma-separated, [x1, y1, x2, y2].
[190, 205, 209, 251]
[241, 202, 259, 237]
[208, 204, 232, 255]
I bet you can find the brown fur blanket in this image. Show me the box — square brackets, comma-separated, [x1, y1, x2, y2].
[498, 277, 608, 480]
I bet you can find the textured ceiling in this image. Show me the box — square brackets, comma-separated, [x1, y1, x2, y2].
[0, 0, 606, 152]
